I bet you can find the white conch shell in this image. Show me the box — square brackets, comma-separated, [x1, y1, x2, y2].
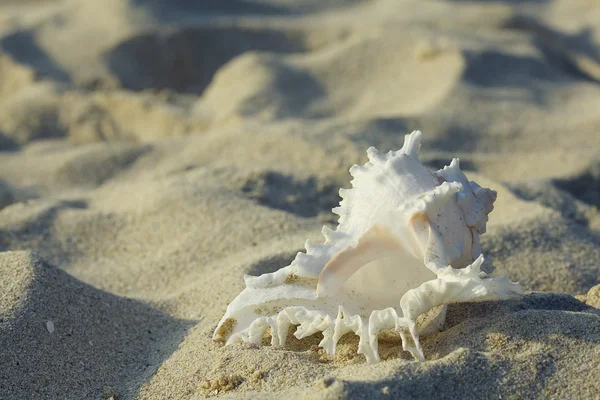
[213, 130, 521, 363]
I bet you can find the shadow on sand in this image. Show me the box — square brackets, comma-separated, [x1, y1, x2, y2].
[0, 251, 195, 399]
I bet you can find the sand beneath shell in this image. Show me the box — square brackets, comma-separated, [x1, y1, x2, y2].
[1, 0, 600, 399]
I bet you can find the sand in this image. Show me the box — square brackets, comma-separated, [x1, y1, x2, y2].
[0, 0, 599, 398]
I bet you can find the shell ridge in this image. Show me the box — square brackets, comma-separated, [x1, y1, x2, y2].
[400, 180, 463, 218]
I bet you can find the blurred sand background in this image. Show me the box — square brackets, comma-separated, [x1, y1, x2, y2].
[0, 0, 599, 398]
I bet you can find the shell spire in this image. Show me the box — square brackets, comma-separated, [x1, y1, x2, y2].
[213, 131, 521, 363]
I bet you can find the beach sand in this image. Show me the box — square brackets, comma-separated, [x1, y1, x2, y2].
[1, 0, 599, 398]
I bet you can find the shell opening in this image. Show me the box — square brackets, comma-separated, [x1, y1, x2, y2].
[341, 255, 437, 313]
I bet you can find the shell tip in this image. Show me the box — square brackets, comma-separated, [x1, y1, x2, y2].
[401, 130, 423, 159]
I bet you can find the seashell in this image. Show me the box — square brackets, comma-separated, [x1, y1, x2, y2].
[213, 130, 521, 363]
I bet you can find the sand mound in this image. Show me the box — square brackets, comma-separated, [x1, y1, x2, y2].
[0, 181, 14, 209]
[0, 83, 64, 144]
[486, 215, 600, 293]
[105, 26, 311, 94]
[0, 251, 191, 399]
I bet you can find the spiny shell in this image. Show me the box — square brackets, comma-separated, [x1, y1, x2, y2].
[213, 130, 521, 363]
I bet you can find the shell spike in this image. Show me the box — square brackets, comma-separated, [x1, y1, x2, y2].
[274, 313, 293, 347]
[366, 146, 384, 163]
[436, 157, 470, 188]
[247, 318, 272, 345]
[366, 308, 402, 364]
[321, 225, 336, 241]
[349, 164, 366, 179]
[466, 253, 485, 274]
[357, 323, 379, 364]
[400, 130, 423, 159]
[304, 239, 320, 254]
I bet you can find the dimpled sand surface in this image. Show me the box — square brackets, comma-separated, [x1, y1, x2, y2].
[0, 0, 599, 399]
